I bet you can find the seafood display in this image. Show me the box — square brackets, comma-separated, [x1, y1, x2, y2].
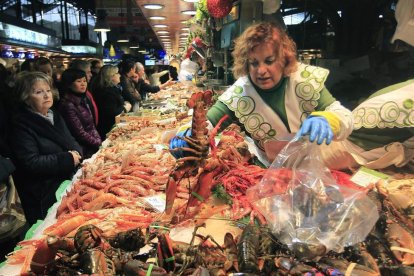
[2, 88, 414, 275]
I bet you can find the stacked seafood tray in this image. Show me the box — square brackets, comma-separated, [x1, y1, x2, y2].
[1, 89, 414, 275]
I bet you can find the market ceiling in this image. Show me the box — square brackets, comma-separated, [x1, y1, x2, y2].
[95, 0, 195, 55]
[133, 0, 195, 54]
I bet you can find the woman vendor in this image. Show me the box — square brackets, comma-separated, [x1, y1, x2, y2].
[170, 22, 353, 161]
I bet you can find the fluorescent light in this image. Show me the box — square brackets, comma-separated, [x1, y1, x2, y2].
[157, 30, 169, 34]
[129, 46, 139, 48]
[153, 24, 168, 28]
[143, 4, 164, 9]
[181, 27, 190, 31]
[182, 0, 199, 2]
[181, 10, 196, 15]
[159, 35, 170, 38]
[149, 16, 166, 20]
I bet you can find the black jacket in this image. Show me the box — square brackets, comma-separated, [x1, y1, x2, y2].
[134, 78, 160, 98]
[10, 107, 82, 223]
[93, 86, 125, 139]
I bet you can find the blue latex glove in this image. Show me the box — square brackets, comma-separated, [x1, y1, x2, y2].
[169, 128, 191, 158]
[296, 117, 334, 145]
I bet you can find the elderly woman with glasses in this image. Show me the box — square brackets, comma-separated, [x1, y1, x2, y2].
[10, 71, 82, 224]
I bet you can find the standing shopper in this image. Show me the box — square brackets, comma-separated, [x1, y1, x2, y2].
[69, 59, 99, 126]
[91, 65, 131, 140]
[134, 62, 174, 99]
[10, 72, 82, 224]
[0, 95, 26, 262]
[170, 22, 353, 160]
[58, 69, 102, 159]
[119, 59, 141, 111]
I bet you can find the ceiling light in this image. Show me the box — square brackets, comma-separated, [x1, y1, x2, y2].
[181, 20, 189, 23]
[180, 33, 189, 36]
[153, 24, 168, 28]
[157, 30, 169, 34]
[181, 10, 197, 15]
[159, 35, 170, 38]
[181, 27, 190, 31]
[130, 46, 139, 48]
[93, 10, 111, 32]
[182, 0, 199, 2]
[149, 16, 166, 20]
[143, 4, 164, 9]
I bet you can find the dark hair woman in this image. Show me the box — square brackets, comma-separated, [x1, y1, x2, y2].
[58, 68, 102, 158]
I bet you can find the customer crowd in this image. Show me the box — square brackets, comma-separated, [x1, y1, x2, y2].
[0, 56, 175, 234]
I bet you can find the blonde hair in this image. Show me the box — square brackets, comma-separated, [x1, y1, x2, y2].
[14, 71, 53, 103]
[93, 65, 118, 90]
[232, 22, 298, 79]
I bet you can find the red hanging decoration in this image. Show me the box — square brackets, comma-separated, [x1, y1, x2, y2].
[207, 0, 233, 19]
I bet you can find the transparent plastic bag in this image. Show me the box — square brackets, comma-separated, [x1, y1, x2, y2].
[246, 138, 379, 261]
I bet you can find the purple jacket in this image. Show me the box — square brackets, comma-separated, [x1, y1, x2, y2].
[58, 92, 102, 158]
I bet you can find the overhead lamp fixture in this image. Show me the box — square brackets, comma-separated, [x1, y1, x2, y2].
[182, 0, 199, 2]
[180, 32, 189, 36]
[153, 24, 168, 28]
[181, 27, 190, 31]
[181, 10, 197, 15]
[117, 38, 129, 43]
[157, 30, 169, 34]
[149, 16, 166, 20]
[130, 45, 139, 49]
[181, 20, 189, 23]
[159, 35, 170, 38]
[143, 4, 164, 9]
[93, 9, 111, 32]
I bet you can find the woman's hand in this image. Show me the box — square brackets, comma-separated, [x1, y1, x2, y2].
[69, 150, 82, 166]
[159, 79, 174, 90]
[169, 127, 191, 158]
[123, 101, 132, 113]
[297, 117, 334, 145]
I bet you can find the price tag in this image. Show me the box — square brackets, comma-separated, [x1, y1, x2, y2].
[144, 194, 166, 212]
[350, 167, 391, 187]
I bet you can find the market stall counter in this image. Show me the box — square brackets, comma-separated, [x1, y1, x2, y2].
[1, 88, 414, 275]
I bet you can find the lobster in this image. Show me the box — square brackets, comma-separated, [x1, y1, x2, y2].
[165, 90, 230, 217]
[156, 223, 238, 275]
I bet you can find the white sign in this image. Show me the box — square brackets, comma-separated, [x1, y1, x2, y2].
[350, 166, 391, 187]
[1, 23, 50, 46]
[61, 45, 97, 54]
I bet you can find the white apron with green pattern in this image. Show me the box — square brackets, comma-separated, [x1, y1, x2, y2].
[218, 63, 329, 149]
[321, 82, 414, 170]
[350, 82, 414, 168]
